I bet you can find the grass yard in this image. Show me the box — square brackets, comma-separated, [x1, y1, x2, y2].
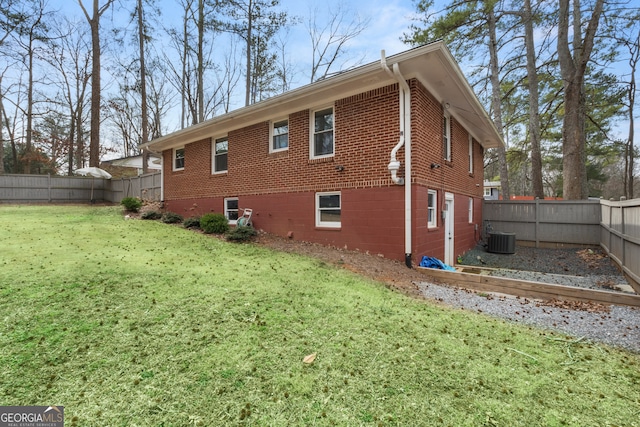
[1, 205, 639, 426]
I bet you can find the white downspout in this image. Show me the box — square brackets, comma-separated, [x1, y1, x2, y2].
[160, 154, 164, 202]
[381, 51, 412, 268]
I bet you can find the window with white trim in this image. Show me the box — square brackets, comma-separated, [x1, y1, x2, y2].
[484, 187, 492, 197]
[311, 107, 334, 158]
[428, 190, 437, 228]
[443, 113, 451, 162]
[213, 136, 228, 173]
[270, 119, 289, 152]
[468, 134, 473, 174]
[173, 147, 185, 171]
[316, 191, 341, 228]
[225, 197, 239, 223]
[468, 197, 474, 223]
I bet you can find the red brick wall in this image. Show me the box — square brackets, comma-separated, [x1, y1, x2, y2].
[410, 80, 484, 261]
[162, 79, 485, 263]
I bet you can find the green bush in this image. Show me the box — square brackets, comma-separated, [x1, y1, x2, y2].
[183, 216, 201, 229]
[200, 213, 229, 234]
[225, 225, 258, 242]
[121, 197, 142, 212]
[141, 210, 162, 220]
[162, 212, 183, 224]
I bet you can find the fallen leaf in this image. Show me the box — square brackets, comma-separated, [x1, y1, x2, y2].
[303, 353, 317, 364]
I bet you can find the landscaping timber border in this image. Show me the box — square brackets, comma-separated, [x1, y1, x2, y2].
[417, 267, 640, 308]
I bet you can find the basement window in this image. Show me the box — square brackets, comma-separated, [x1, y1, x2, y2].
[225, 197, 239, 223]
[428, 190, 437, 228]
[316, 192, 341, 228]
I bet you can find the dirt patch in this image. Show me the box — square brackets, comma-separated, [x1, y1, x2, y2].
[254, 232, 426, 297]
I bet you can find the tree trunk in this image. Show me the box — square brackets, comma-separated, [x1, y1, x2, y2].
[26, 40, 34, 174]
[561, 79, 588, 198]
[557, 0, 604, 199]
[181, 3, 189, 129]
[487, 7, 510, 200]
[137, 0, 149, 174]
[0, 93, 4, 174]
[75, 77, 87, 169]
[626, 29, 638, 199]
[67, 107, 75, 175]
[89, 12, 100, 167]
[2, 98, 18, 171]
[197, 0, 204, 124]
[79, 0, 113, 167]
[245, 0, 253, 106]
[523, 0, 544, 199]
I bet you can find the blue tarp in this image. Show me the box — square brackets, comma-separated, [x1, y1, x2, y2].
[419, 256, 456, 271]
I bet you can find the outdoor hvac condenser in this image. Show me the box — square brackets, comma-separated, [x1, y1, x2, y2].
[487, 232, 516, 254]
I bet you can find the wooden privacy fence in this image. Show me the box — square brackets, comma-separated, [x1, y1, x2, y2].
[600, 198, 640, 289]
[483, 198, 640, 291]
[108, 173, 162, 203]
[483, 199, 601, 247]
[0, 172, 161, 204]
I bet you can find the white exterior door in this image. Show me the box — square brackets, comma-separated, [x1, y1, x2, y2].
[444, 193, 454, 265]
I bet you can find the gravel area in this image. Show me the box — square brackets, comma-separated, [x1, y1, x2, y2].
[459, 245, 632, 293]
[418, 244, 640, 353]
[417, 282, 640, 353]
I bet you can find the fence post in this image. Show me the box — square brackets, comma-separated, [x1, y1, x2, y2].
[621, 203, 626, 267]
[535, 198, 540, 248]
[48, 173, 52, 203]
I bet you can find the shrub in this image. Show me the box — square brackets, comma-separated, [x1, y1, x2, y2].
[200, 213, 229, 234]
[141, 210, 162, 220]
[121, 197, 142, 212]
[225, 225, 258, 243]
[162, 212, 183, 224]
[183, 216, 201, 229]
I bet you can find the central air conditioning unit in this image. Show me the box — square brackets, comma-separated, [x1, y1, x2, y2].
[487, 232, 516, 254]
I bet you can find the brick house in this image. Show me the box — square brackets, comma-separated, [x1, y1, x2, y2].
[142, 41, 503, 267]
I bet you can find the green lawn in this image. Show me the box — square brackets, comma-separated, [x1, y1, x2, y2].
[0, 205, 638, 426]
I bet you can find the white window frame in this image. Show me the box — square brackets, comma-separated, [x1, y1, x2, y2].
[484, 187, 491, 197]
[224, 197, 239, 224]
[315, 191, 341, 228]
[468, 134, 474, 174]
[468, 197, 474, 223]
[443, 113, 451, 162]
[427, 190, 437, 228]
[269, 118, 289, 153]
[212, 136, 228, 174]
[173, 147, 185, 171]
[310, 106, 334, 159]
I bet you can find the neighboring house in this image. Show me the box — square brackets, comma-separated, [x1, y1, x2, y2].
[483, 180, 501, 200]
[142, 41, 503, 267]
[102, 154, 162, 175]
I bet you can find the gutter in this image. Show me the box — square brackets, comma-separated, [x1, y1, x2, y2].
[381, 50, 413, 268]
